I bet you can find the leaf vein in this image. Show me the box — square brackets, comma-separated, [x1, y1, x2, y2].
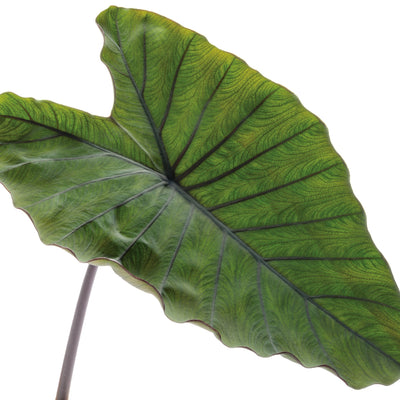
[141, 14, 148, 96]
[0, 153, 113, 174]
[114, 9, 173, 178]
[208, 162, 341, 211]
[0, 134, 63, 146]
[210, 231, 227, 327]
[171, 57, 236, 171]
[171, 182, 400, 368]
[0, 115, 163, 178]
[183, 119, 318, 191]
[304, 299, 335, 367]
[159, 203, 195, 292]
[264, 256, 381, 262]
[233, 211, 363, 233]
[117, 189, 175, 261]
[159, 34, 196, 134]
[109, 115, 159, 170]
[176, 86, 280, 181]
[257, 261, 278, 352]
[57, 181, 166, 243]
[311, 295, 400, 312]
[25, 170, 152, 208]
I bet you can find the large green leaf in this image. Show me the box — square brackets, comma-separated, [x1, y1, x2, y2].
[0, 6, 399, 389]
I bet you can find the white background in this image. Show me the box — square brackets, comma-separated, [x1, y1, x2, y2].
[0, 0, 399, 399]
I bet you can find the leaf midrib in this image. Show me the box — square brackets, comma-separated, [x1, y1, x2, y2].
[170, 181, 400, 368]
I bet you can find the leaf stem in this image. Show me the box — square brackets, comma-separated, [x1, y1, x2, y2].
[55, 264, 98, 400]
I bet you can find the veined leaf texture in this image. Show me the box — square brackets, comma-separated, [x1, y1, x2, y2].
[0, 6, 399, 390]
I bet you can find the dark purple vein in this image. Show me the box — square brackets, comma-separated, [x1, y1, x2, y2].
[114, 10, 173, 178]
[210, 231, 227, 327]
[159, 35, 196, 135]
[257, 261, 277, 352]
[175, 86, 280, 182]
[172, 57, 236, 171]
[159, 204, 195, 291]
[57, 181, 166, 243]
[18, 102, 34, 121]
[117, 190, 175, 261]
[310, 295, 400, 312]
[232, 211, 363, 233]
[208, 162, 340, 212]
[183, 120, 318, 191]
[140, 14, 148, 96]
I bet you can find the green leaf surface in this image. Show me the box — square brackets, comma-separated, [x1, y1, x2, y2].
[0, 6, 399, 389]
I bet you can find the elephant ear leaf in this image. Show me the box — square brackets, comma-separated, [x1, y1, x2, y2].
[0, 6, 399, 389]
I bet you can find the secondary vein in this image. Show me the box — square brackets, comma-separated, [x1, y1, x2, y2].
[172, 57, 236, 172]
[208, 162, 341, 211]
[56, 181, 166, 243]
[210, 231, 227, 327]
[159, 203, 195, 292]
[117, 190, 175, 261]
[175, 86, 280, 182]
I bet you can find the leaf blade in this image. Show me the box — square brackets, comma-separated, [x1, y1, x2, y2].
[0, 6, 400, 389]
